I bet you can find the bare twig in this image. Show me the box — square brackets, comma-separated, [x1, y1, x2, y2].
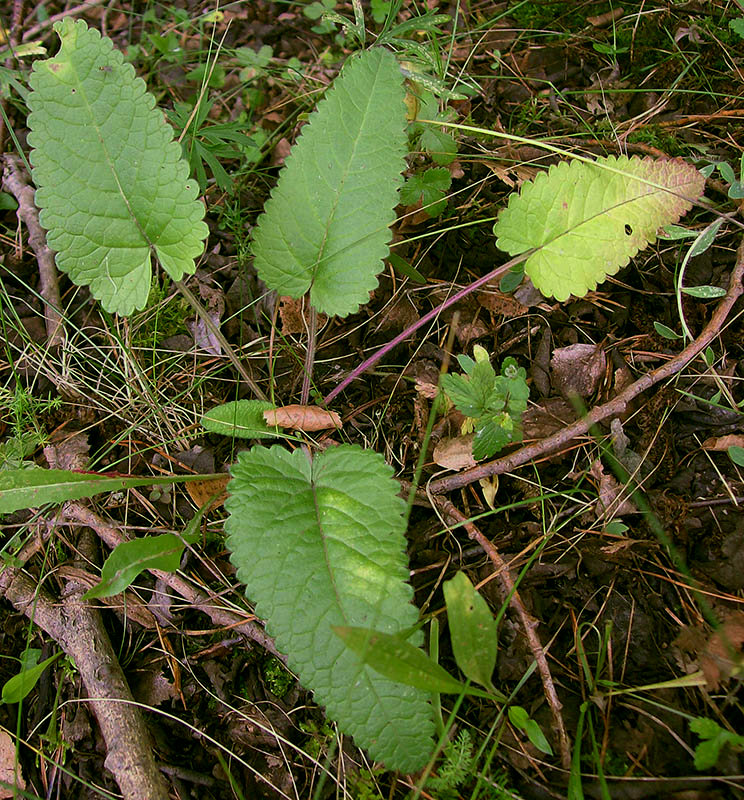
[428, 243, 744, 495]
[21, 0, 107, 41]
[429, 494, 572, 771]
[62, 501, 283, 659]
[2, 569, 170, 800]
[2, 154, 65, 346]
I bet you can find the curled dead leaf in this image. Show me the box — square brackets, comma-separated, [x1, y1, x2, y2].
[186, 475, 231, 509]
[702, 434, 744, 452]
[551, 343, 606, 399]
[264, 405, 342, 432]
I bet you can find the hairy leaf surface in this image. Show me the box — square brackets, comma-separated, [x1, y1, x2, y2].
[225, 445, 434, 771]
[493, 156, 705, 301]
[27, 19, 208, 315]
[251, 48, 407, 316]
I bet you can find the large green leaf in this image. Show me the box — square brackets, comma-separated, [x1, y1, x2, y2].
[493, 156, 705, 301]
[251, 48, 407, 317]
[27, 19, 209, 315]
[225, 445, 434, 771]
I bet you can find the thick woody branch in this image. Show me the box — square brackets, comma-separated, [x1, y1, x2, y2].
[2, 569, 170, 800]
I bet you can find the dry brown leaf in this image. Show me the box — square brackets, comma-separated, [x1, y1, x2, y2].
[0, 729, 25, 798]
[43, 429, 89, 471]
[433, 435, 477, 470]
[278, 296, 327, 336]
[185, 475, 231, 509]
[551, 343, 606, 399]
[589, 458, 638, 519]
[264, 405, 342, 432]
[702, 434, 744, 452]
[477, 288, 529, 317]
[522, 398, 576, 440]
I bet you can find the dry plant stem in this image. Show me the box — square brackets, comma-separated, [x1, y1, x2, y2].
[21, 0, 106, 40]
[62, 501, 283, 659]
[175, 279, 267, 401]
[2, 570, 170, 800]
[2, 155, 65, 346]
[429, 243, 744, 496]
[431, 494, 571, 771]
[300, 302, 318, 406]
[324, 255, 526, 403]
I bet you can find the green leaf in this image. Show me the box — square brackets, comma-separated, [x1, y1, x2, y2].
[681, 285, 727, 299]
[0, 191, 18, 210]
[201, 400, 284, 439]
[419, 126, 457, 165]
[728, 445, 744, 467]
[440, 372, 483, 418]
[443, 572, 498, 689]
[653, 321, 681, 340]
[687, 218, 724, 259]
[388, 253, 426, 284]
[82, 533, 188, 600]
[26, 19, 209, 315]
[2, 649, 61, 704]
[730, 17, 744, 39]
[333, 625, 481, 695]
[225, 444, 435, 772]
[499, 266, 524, 293]
[493, 156, 705, 301]
[659, 224, 698, 240]
[400, 167, 451, 216]
[508, 706, 554, 756]
[690, 716, 744, 770]
[251, 48, 407, 317]
[0, 468, 216, 514]
[472, 415, 515, 461]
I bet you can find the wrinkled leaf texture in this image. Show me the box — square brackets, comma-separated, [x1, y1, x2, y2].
[251, 48, 407, 317]
[225, 445, 434, 771]
[27, 19, 208, 315]
[494, 156, 705, 301]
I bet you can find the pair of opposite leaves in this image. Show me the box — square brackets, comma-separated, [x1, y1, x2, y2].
[27, 19, 705, 319]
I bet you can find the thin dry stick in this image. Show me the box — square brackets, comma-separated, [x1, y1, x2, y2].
[2, 569, 170, 800]
[21, 0, 107, 40]
[2, 155, 65, 346]
[429, 242, 744, 496]
[175, 279, 267, 401]
[431, 494, 571, 771]
[62, 501, 283, 659]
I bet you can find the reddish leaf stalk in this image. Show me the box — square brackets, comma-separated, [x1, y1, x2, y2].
[324, 254, 528, 404]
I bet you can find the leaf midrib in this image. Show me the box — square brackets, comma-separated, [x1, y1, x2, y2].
[67, 44, 155, 256]
[308, 52, 386, 291]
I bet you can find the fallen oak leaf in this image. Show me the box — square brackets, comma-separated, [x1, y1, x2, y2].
[263, 405, 342, 432]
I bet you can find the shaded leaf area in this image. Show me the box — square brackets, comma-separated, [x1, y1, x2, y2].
[3, 2, 744, 799]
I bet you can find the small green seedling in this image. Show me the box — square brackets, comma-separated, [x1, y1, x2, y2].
[441, 346, 529, 461]
[690, 717, 744, 770]
[2, 648, 62, 704]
